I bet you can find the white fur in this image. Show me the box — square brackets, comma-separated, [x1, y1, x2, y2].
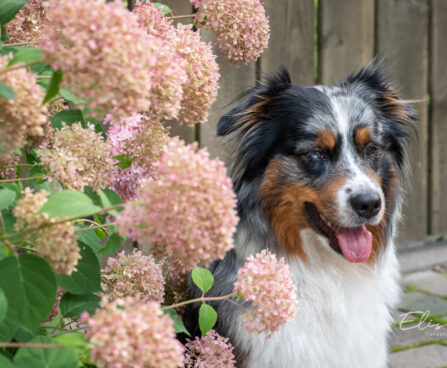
[232, 229, 401, 368]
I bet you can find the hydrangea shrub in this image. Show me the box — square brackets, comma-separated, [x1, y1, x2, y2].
[0, 1, 297, 367]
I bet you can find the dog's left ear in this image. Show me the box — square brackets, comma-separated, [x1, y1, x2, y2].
[343, 62, 418, 169]
[217, 68, 292, 188]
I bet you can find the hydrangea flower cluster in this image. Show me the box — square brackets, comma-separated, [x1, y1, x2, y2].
[38, 123, 115, 191]
[5, 0, 48, 43]
[0, 151, 20, 179]
[39, 0, 153, 119]
[13, 188, 80, 275]
[106, 114, 169, 201]
[0, 55, 48, 149]
[184, 330, 236, 368]
[174, 24, 220, 126]
[82, 298, 184, 368]
[133, 3, 219, 126]
[102, 249, 165, 304]
[117, 138, 239, 272]
[191, 0, 270, 65]
[234, 250, 298, 336]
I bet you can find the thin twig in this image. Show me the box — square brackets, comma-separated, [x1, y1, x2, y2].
[75, 222, 114, 235]
[2, 41, 38, 47]
[171, 14, 196, 19]
[0, 163, 34, 169]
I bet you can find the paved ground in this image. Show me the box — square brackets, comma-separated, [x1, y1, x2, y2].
[390, 238, 447, 368]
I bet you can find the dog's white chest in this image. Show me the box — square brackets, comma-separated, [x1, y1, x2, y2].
[233, 232, 401, 368]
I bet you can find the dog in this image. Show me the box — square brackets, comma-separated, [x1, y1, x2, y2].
[184, 62, 417, 368]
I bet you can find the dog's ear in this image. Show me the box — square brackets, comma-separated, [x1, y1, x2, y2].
[344, 61, 418, 170]
[217, 68, 292, 188]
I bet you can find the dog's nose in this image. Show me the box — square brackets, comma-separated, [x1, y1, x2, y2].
[350, 193, 381, 219]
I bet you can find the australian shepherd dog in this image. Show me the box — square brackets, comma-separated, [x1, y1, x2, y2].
[185, 62, 417, 368]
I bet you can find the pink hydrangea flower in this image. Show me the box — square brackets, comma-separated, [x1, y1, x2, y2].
[6, 0, 48, 43]
[40, 0, 154, 119]
[173, 24, 220, 126]
[106, 114, 169, 201]
[0, 151, 20, 179]
[116, 137, 239, 272]
[0, 55, 47, 149]
[13, 188, 80, 275]
[184, 330, 236, 368]
[133, 2, 174, 40]
[234, 250, 298, 336]
[46, 289, 64, 322]
[191, 0, 270, 65]
[82, 298, 184, 368]
[102, 249, 165, 304]
[37, 123, 115, 192]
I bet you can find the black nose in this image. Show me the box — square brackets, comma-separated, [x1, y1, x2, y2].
[350, 193, 381, 219]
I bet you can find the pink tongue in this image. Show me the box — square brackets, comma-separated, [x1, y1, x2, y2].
[335, 226, 372, 263]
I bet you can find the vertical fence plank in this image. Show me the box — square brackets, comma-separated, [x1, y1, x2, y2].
[162, 0, 195, 143]
[376, 0, 429, 240]
[430, 0, 447, 235]
[198, 31, 257, 165]
[261, 0, 315, 85]
[318, 0, 375, 84]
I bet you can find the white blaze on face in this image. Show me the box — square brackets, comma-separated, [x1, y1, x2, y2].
[330, 95, 385, 227]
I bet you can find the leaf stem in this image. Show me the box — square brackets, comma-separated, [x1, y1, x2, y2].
[0, 163, 34, 169]
[0, 342, 63, 349]
[162, 292, 238, 310]
[2, 41, 38, 46]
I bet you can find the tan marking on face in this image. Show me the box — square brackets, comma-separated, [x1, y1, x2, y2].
[355, 127, 372, 149]
[315, 130, 336, 150]
[259, 158, 347, 260]
[381, 91, 414, 124]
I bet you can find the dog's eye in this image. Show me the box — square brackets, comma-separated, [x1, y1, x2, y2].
[308, 150, 326, 160]
[365, 144, 378, 156]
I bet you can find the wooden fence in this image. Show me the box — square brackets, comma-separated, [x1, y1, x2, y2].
[164, 0, 446, 242]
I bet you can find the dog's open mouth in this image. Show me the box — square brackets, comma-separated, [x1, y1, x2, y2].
[304, 202, 372, 263]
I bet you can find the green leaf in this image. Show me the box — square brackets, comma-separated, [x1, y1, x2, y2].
[59, 292, 100, 318]
[0, 188, 15, 209]
[0, 81, 14, 99]
[97, 232, 121, 255]
[0, 254, 57, 333]
[39, 190, 100, 219]
[98, 188, 123, 216]
[57, 246, 101, 294]
[7, 47, 42, 66]
[112, 154, 133, 170]
[0, 318, 16, 341]
[0, 355, 14, 368]
[42, 70, 63, 104]
[0, 288, 7, 325]
[1, 25, 9, 41]
[0, 0, 27, 25]
[164, 309, 190, 336]
[191, 267, 214, 294]
[54, 333, 89, 355]
[198, 304, 217, 335]
[76, 229, 102, 252]
[58, 89, 84, 105]
[14, 336, 78, 368]
[49, 109, 85, 130]
[153, 2, 171, 15]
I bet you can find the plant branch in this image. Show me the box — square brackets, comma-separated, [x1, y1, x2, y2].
[171, 14, 196, 20]
[162, 292, 238, 310]
[0, 61, 42, 75]
[0, 163, 34, 169]
[1, 203, 126, 241]
[0, 175, 44, 183]
[2, 41, 38, 46]
[0, 342, 63, 349]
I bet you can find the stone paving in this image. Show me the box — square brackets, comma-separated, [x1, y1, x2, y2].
[389, 241, 447, 368]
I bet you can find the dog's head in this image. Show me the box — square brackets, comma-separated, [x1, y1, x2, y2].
[218, 63, 417, 264]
